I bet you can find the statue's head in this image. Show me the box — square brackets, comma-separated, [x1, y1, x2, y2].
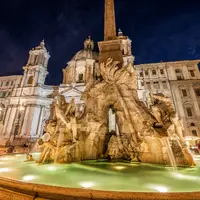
[44, 119, 57, 133]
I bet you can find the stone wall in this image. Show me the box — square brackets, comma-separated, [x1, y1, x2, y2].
[0, 177, 199, 200]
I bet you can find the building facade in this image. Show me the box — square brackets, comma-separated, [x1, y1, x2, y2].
[0, 30, 200, 146]
[136, 60, 200, 144]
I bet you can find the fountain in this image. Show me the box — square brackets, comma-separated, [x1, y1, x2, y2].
[35, 58, 194, 167]
[0, 0, 199, 199]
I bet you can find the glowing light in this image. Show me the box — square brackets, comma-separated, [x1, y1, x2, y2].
[15, 154, 23, 157]
[80, 181, 95, 189]
[47, 166, 57, 171]
[114, 166, 126, 170]
[22, 175, 37, 181]
[0, 157, 9, 160]
[0, 168, 11, 172]
[148, 185, 168, 193]
[172, 172, 199, 181]
[154, 186, 168, 193]
[186, 141, 190, 146]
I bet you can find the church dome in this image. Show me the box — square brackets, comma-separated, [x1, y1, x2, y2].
[72, 49, 98, 61]
[72, 36, 98, 61]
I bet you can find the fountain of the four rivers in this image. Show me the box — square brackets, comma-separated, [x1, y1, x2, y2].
[0, 0, 200, 199]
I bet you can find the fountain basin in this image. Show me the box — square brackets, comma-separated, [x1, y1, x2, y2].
[0, 153, 200, 200]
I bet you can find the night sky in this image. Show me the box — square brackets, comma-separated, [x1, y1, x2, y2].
[0, 0, 200, 85]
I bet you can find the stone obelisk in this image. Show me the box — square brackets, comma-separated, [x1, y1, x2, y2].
[98, 0, 123, 66]
[104, 0, 116, 40]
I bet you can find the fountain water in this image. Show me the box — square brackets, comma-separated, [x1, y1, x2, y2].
[163, 138, 177, 171]
[54, 130, 63, 163]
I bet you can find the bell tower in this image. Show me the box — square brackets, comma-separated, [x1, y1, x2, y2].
[21, 40, 50, 87]
[98, 0, 123, 66]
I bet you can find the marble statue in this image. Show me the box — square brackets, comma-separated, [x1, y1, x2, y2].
[84, 36, 94, 50]
[38, 58, 195, 166]
[25, 153, 34, 162]
[150, 93, 195, 166]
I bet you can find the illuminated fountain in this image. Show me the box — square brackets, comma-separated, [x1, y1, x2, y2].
[35, 59, 195, 167]
[33, 0, 195, 167]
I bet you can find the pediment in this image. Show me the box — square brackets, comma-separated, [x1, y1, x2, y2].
[60, 87, 82, 97]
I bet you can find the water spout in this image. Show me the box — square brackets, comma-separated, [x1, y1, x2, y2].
[54, 131, 62, 163]
[163, 138, 177, 171]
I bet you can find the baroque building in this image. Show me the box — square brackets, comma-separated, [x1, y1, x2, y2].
[0, 10, 200, 148]
[136, 60, 200, 144]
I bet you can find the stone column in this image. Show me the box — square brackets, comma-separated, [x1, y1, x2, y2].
[36, 106, 44, 137]
[5, 107, 18, 137]
[30, 106, 41, 137]
[21, 106, 31, 136]
[2, 106, 12, 137]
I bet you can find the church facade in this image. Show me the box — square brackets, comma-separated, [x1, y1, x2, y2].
[0, 30, 200, 146]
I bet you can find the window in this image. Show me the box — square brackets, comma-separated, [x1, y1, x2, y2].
[146, 82, 151, 89]
[162, 81, 168, 89]
[175, 69, 181, 73]
[153, 81, 160, 89]
[191, 123, 195, 126]
[186, 108, 193, 117]
[79, 73, 84, 82]
[160, 69, 164, 75]
[6, 82, 9, 86]
[192, 130, 197, 136]
[195, 88, 200, 97]
[189, 70, 195, 77]
[34, 55, 38, 65]
[177, 76, 183, 80]
[152, 69, 157, 75]
[27, 76, 34, 85]
[182, 89, 187, 97]
[2, 91, 7, 98]
[141, 81, 144, 87]
[175, 69, 184, 80]
[139, 72, 143, 77]
[145, 71, 149, 76]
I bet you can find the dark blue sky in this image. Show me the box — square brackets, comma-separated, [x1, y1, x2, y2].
[0, 0, 200, 85]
